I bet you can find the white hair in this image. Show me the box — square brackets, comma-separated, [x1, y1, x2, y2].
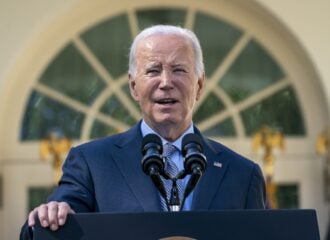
[128, 25, 204, 78]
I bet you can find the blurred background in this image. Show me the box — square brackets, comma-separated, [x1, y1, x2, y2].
[0, 0, 329, 239]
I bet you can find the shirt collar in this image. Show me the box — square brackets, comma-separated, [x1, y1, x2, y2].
[140, 120, 194, 150]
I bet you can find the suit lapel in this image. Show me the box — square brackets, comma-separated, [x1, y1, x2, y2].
[111, 123, 161, 212]
[109, 123, 230, 211]
[191, 134, 229, 210]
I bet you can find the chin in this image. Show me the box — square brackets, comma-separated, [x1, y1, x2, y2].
[154, 117, 178, 125]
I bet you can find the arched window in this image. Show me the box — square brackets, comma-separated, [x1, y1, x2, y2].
[21, 8, 305, 142]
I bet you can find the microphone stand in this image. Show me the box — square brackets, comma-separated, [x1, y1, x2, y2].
[161, 171, 181, 212]
[179, 167, 202, 211]
[169, 170, 191, 212]
[168, 178, 180, 212]
[163, 167, 204, 212]
[176, 170, 188, 211]
[150, 169, 171, 212]
[162, 157, 205, 211]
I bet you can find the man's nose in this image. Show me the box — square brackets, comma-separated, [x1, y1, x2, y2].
[159, 71, 173, 89]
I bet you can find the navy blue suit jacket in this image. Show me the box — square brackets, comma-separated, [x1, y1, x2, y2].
[20, 122, 266, 239]
[49, 122, 266, 211]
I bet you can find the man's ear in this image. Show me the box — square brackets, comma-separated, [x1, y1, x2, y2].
[196, 72, 205, 101]
[129, 74, 139, 101]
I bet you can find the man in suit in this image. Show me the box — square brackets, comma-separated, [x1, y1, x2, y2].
[20, 25, 266, 239]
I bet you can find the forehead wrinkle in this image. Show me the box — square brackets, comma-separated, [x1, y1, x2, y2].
[136, 35, 195, 69]
[144, 47, 192, 64]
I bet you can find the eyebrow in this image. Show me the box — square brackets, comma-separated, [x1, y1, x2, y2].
[172, 63, 188, 68]
[145, 62, 162, 68]
[144, 62, 188, 69]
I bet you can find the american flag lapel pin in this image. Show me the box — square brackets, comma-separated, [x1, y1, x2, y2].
[213, 161, 222, 168]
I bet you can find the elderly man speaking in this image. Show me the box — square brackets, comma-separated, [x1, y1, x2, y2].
[20, 25, 266, 240]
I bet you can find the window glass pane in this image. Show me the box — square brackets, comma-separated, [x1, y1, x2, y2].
[136, 8, 186, 29]
[220, 39, 284, 102]
[21, 91, 85, 140]
[81, 14, 132, 79]
[39, 43, 106, 105]
[193, 92, 225, 123]
[100, 95, 136, 125]
[194, 12, 242, 77]
[241, 87, 306, 136]
[276, 184, 299, 209]
[90, 120, 118, 139]
[202, 118, 236, 137]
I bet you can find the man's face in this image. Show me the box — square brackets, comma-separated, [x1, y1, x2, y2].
[129, 34, 204, 130]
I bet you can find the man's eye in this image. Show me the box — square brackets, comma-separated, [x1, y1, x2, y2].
[174, 68, 187, 73]
[146, 69, 160, 75]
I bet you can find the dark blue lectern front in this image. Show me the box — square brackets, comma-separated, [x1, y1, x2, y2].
[34, 209, 320, 240]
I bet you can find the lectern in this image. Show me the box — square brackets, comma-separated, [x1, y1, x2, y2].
[34, 209, 320, 240]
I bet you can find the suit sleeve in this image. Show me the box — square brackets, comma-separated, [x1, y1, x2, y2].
[245, 163, 267, 209]
[47, 147, 95, 212]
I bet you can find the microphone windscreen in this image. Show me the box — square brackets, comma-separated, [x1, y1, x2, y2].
[142, 133, 162, 150]
[182, 133, 203, 151]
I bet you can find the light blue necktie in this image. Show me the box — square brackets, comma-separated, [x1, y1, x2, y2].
[160, 143, 184, 211]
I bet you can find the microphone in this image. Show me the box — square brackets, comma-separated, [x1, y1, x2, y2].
[141, 134, 164, 175]
[141, 134, 168, 208]
[181, 133, 207, 200]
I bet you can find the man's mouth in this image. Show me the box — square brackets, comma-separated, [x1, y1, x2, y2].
[155, 98, 178, 105]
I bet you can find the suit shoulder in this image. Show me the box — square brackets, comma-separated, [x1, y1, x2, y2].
[205, 138, 257, 169]
[75, 133, 120, 151]
[73, 124, 140, 153]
